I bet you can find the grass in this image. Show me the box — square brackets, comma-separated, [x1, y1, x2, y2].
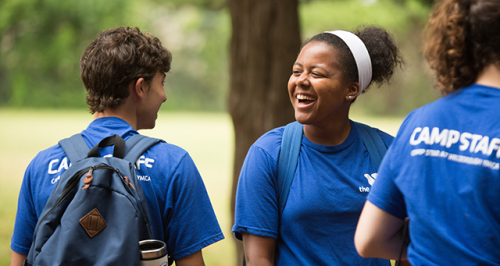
[0, 109, 404, 265]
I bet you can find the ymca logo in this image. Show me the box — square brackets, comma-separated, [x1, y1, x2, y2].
[364, 173, 377, 185]
[359, 173, 377, 193]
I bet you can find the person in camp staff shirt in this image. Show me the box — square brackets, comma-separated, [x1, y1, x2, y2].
[355, 0, 500, 265]
[233, 26, 404, 265]
[10, 27, 224, 266]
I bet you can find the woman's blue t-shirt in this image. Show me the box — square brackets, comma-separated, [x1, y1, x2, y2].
[369, 84, 500, 265]
[233, 120, 393, 265]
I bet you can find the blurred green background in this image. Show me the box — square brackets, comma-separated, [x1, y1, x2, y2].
[0, 0, 439, 115]
[1, 0, 439, 265]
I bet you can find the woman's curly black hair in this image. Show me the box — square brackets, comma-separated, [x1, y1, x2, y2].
[304, 26, 404, 94]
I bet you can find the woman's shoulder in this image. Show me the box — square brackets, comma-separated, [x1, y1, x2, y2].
[374, 128, 394, 148]
[353, 121, 394, 148]
[249, 125, 286, 160]
[254, 126, 285, 148]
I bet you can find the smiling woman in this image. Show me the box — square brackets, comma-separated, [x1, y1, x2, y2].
[232, 26, 404, 266]
[289, 28, 403, 146]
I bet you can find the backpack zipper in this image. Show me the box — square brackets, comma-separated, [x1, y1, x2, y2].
[38, 166, 93, 224]
[38, 164, 135, 224]
[82, 167, 94, 190]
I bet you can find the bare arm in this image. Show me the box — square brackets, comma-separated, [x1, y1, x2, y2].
[354, 201, 407, 260]
[242, 233, 276, 266]
[11, 251, 27, 266]
[175, 250, 204, 266]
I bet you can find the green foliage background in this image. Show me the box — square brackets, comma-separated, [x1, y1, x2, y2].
[0, 0, 437, 115]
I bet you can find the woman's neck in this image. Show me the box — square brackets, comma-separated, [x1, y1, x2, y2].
[303, 117, 352, 146]
[476, 63, 500, 88]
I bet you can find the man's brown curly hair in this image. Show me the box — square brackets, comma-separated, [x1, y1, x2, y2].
[424, 0, 500, 95]
[80, 27, 172, 114]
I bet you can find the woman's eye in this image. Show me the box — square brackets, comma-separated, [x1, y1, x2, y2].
[292, 70, 301, 75]
[312, 72, 322, 77]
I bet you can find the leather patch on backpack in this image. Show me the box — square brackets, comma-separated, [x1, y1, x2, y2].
[80, 208, 107, 237]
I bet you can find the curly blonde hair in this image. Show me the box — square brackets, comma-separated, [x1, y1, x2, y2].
[424, 0, 500, 95]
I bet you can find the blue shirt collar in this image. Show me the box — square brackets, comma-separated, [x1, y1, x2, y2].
[81, 117, 139, 147]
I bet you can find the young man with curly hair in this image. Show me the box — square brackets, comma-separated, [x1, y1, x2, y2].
[10, 27, 224, 266]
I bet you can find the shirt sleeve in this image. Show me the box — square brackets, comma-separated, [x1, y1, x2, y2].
[11, 161, 38, 255]
[163, 153, 224, 260]
[232, 144, 279, 240]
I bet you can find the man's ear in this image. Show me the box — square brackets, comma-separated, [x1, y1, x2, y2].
[132, 78, 148, 99]
[345, 82, 359, 101]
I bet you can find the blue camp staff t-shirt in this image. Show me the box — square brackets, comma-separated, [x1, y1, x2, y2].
[233, 120, 392, 265]
[369, 84, 500, 265]
[11, 117, 224, 260]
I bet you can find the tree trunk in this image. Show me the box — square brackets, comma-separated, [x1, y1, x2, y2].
[228, 0, 301, 264]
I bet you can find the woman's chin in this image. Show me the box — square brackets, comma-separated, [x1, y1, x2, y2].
[294, 113, 311, 125]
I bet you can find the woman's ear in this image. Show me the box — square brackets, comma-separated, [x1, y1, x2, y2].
[345, 82, 359, 101]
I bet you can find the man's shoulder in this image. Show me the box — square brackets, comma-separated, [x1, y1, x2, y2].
[145, 140, 189, 158]
[30, 143, 67, 168]
[140, 140, 194, 171]
[23, 143, 69, 190]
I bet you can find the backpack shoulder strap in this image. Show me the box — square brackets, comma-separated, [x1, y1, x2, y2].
[123, 134, 164, 164]
[277, 121, 303, 214]
[353, 122, 388, 170]
[58, 134, 90, 163]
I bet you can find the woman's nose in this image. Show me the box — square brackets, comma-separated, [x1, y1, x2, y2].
[297, 74, 310, 87]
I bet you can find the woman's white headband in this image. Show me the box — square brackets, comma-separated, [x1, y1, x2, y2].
[324, 30, 372, 95]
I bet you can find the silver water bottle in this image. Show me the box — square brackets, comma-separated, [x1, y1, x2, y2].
[139, 239, 168, 266]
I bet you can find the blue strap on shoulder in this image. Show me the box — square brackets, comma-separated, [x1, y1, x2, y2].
[277, 121, 387, 215]
[123, 134, 164, 164]
[277, 121, 303, 214]
[353, 122, 387, 170]
[59, 134, 163, 165]
[58, 134, 90, 163]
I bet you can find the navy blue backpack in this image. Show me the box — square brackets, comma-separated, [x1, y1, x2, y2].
[277, 121, 388, 214]
[25, 134, 162, 266]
